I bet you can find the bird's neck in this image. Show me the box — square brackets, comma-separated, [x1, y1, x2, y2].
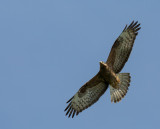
[99, 62, 120, 88]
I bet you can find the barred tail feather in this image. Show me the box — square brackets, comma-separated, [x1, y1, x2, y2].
[110, 73, 131, 103]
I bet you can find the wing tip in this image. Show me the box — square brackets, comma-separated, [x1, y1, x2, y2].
[65, 105, 80, 118]
[124, 20, 141, 34]
[66, 96, 74, 103]
[65, 98, 80, 118]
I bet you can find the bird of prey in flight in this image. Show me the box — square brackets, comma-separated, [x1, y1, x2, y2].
[64, 21, 141, 118]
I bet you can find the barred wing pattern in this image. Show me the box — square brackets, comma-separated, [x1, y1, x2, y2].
[106, 21, 141, 73]
[65, 81, 108, 118]
[65, 21, 141, 118]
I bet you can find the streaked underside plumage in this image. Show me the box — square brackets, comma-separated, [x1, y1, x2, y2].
[106, 21, 141, 73]
[65, 81, 108, 118]
[65, 21, 141, 118]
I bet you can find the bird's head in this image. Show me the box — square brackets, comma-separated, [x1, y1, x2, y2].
[99, 61, 106, 70]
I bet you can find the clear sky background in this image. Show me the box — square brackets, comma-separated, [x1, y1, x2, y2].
[0, 0, 160, 129]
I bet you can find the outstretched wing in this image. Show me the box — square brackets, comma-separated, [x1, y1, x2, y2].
[64, 74, 108, 118]
[106, 21, 141, 73]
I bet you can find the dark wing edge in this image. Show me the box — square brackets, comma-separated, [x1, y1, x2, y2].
[106, 21, 141, 73]
[64, 82, 108, 118]
[122, 21, 141, 35]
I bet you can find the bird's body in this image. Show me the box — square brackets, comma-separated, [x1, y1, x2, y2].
[99, 61, 120, 89]
[65, 21, 141, 118]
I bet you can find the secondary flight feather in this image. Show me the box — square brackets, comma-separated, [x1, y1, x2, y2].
[64, 21, 141, 118]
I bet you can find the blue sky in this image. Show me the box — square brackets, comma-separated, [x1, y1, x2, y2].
[0, 0, 160, 129]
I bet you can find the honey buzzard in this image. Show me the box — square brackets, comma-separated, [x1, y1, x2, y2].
[64, 21, 141, 118]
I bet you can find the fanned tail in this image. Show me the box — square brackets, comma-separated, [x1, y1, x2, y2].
[110, 73, 131, 103]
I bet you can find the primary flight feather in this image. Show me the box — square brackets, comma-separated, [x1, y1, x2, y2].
[64, 21, 141, 118]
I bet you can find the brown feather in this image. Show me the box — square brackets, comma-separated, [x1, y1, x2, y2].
[65, 21, 141, 118]
[106, 21, 141, 73]
[65, 73, 109, 118]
